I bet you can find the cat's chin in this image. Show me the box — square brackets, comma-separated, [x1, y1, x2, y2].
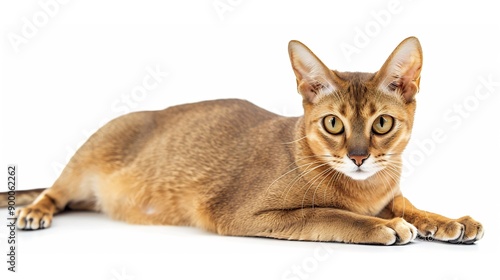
[343, 170, 377, 181]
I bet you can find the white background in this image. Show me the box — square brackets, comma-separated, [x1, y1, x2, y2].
[1, 0, 499, 279]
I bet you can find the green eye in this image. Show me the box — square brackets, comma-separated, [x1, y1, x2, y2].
[323, 115, 344, 135]
[372, 115, 394, 135]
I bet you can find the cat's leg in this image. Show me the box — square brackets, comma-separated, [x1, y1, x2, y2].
[15, 112, 157, 230]
[385, 196, 484, 244]
[226, 208, 418, 245]
[16, 166, 97, 230]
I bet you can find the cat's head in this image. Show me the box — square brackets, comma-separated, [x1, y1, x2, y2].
[289, 37, 422, 181]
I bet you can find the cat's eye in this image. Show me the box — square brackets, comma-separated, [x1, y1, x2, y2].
[372, 115, 394, 135]
[323, 115, 344, 135]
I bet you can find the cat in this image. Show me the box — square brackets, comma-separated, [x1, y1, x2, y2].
[1, 37, 483, 245]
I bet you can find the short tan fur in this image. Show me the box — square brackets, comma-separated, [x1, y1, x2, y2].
[3, 37, 483, 245]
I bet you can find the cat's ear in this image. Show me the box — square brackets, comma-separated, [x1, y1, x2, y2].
[288, 40, 338, 104]
[375, 37, 423, 102]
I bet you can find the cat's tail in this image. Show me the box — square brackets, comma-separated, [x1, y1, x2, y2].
[0, 188, 46, 207]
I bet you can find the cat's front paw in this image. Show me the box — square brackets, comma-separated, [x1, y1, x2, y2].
[372, 218, 417, 245]
[15, 205, 53, 230]
[417, 215, 483, 244]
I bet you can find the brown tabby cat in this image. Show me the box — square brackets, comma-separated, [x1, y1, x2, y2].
[2, 37, 483, 245]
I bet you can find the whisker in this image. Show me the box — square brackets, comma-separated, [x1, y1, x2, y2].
[380, 153, 402, 157]
[264, 160, 324, 197]
[264, 154, 337, 207]
[322, 167, 341, 205]
[280, 161, 331, 210]
[277, 160, 326, 207]
[301, 167, 332, 211]
[281, 135, 307, 145]
[294, 154, 333, 162]
[377, 166, 402, 209]
[311, 168, 335, 208]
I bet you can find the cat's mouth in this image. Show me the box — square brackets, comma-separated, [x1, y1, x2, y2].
[331, 155, 380, 181]
[345, 169, 376, 181]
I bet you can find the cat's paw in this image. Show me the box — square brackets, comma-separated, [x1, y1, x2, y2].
[417, 215, 483, 244]
[373, 218, 417, 245]
[15, 205, 53, 230]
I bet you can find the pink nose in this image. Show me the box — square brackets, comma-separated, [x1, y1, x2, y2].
[348, 154, 369, 166]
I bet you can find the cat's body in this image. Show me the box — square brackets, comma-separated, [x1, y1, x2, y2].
[3, 37, 483, 245]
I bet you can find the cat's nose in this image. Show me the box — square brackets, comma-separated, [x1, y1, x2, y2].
[348, 154, 369, 167]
